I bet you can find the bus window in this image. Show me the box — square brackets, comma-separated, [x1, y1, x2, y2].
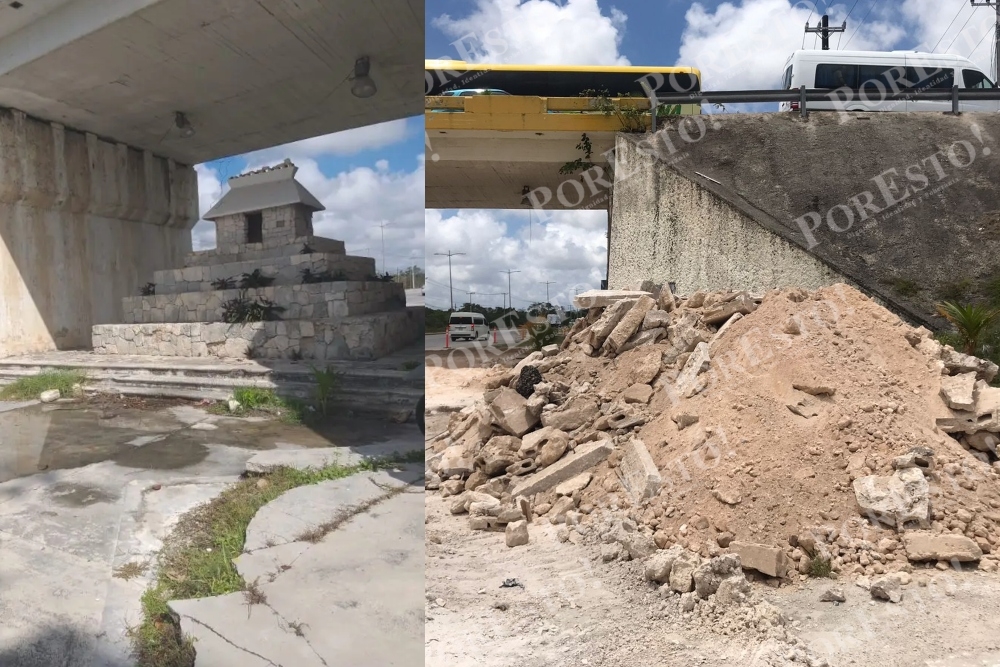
[815, 63, 857, 88]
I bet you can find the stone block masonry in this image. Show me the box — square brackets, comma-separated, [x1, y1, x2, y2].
[122, 281, 405, 324]
[183, 235, 344, 267]
[93, 309, 423, 361]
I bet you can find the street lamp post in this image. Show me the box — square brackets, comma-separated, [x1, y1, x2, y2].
[434, 250, 465, 311]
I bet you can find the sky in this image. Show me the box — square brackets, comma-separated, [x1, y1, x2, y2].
[424, 0, 1000, 312]
[194, 116, 425, 276]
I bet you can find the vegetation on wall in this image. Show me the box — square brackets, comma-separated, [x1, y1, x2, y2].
[221, 290, 285, 323]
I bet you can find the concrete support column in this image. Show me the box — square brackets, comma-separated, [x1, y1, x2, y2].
[0, 108, 197, 356]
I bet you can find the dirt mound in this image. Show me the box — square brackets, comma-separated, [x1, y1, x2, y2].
[427, 283, 1000, 589]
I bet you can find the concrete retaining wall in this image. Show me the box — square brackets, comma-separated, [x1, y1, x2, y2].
[0, 109, 197, 357]
[610, 134, 848, 294]
[184, 235, 345, 267]
[154, 253, 377, 294]
[92, 310, 424, 361]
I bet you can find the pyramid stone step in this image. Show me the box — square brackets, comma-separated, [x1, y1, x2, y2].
[154, 252, 376, 294]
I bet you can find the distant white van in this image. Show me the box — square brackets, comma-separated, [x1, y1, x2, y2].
[449, 311, 489, 341]
[779, 50, 998, 113]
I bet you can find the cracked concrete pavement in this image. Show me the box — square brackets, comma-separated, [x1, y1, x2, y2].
[0, 398, 422, 666]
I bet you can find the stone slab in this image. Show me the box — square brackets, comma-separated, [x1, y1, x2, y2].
[940, 371, 977, 411]
[701, 292, 756, 326]
[511, 437, 614, 498]
[616, 438, 661, 502]
[605, 295, 657, 353]
[730, 541, 787, 577]
[243, 466, 421, 552]
[244, 442, 419, 474]
[573, 289, 651, 309]
[901, 530, 983, 562]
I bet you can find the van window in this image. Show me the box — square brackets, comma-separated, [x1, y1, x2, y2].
[815, 63, 857, 88]
[451, 316, 473, 325]
[906, 66, 954, 89]
[964, 69, 995, 88]
[782, 65, 793, 89]
[858, 65, 909, 93]
[473, 316, 486, 325]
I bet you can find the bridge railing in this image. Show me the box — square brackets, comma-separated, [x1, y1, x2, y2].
[425, 95, 700, 115]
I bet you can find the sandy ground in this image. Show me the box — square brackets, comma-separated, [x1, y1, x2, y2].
[425, 367, 1000, 667]
[425, 366, 489, 413]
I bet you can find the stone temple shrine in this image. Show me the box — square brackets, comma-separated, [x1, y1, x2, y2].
[91, 159, 421, 360]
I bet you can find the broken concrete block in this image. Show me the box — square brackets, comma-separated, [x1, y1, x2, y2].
[622, 383, 653, 404]
[870, 575, 902, 603]
[617, 327, 666, 354]
[692, 553, 744, 599]
[686, 291, 707, 308]
[852, 467, 930, 529]
[617, 438, 662, 502]
[792, 383, 836, 396]
[642, 309, 671, 331]
[891, 447, 935, 473]
[644, 545, 685, 584]
[584, 298, 636, 349]
[672, 413, 699, 429]
[965, 431, 999, 453]
[554, 472, 592, 496]
[901, 531, 983, 562]
[675, 342, 710, 395]
[820, 587, 846, 603]
[573, 289, 651, 309]
[701, 292, 756, 326]
[605, 295, 657, 353]
[489, 387, 540, 437]
[940, 371, 977, 411]
[541, 344, 559, 357]
[729, 542, 787, 578]
[476, 435, 522, 477]
[708, 312, 743, 351]
[669, 550, 700, 593]
[540, 394, 598, 432]
[518, 427, 569, 467]
[505, 520, 529, 547]
[510, 437, 614, 498]
[439, 445, 475, 478]
[941, 347, 999, 383]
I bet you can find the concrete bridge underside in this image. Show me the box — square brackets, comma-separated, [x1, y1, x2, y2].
[0, 0, 422, 356]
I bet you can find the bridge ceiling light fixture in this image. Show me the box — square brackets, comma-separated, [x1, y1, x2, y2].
[350, 56, 377, 99]
[174, 112, 195, 138]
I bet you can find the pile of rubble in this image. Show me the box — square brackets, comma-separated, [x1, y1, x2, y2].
[427, 281, 1000, 611]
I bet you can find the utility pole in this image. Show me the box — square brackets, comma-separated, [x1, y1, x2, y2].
[971, 0, 1000, 82]
[377, 221, 389, 275]
[501, 292, 508, 311]
[466, 290, 476, 312]
[805, 14, 846, 50]
[540, 281, 555, 305]
[501, 269, 521, 324]
[434, 250, 465, 311]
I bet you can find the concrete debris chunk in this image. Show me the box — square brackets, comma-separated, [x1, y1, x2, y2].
[510, 437, 613, 498]
[489, 387, 540, 437]
[617, 327, 665, 354]
[505, 520, 529, 547]
[701, 292, 757, 326]
[941, 347, 999, 383]
[540, 394, 598, 432]
[819, 587, 846, 603]
[669, 550, 701, 594]
[554, 472, 592, 496]
[940, 371, 977, 411]
[901, 531, 983, 562]
[518, 427, 569, 467]
[729, 542, 787, 578]
[852, 467, 930, 529]
[582, 298, 636, 349]
[622, 383, 653, 404]
[573, 289, 651, 309]
[616, 438, 662, 502]
[675, 342, 711, 395]
[39, 389, 60, 403]
[605, 295, 657, 353]
[870, 575, 902, 603]
[642, 309, 671, 331]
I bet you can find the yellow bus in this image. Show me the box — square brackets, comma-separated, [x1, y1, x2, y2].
[425, 60, 701, 99]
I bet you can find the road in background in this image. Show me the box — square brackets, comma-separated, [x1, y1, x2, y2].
[425, 328, 522, 351]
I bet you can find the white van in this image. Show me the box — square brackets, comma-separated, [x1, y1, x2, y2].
[779, 50, 998, 113]
[449, 311, 489, 341]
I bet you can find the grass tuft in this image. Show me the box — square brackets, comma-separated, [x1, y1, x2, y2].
[0, 369, 86, 401]
[128, 450, 421, 665]
[807, 555, 834, 578]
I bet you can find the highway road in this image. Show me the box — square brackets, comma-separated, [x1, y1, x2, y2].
[425, 329, 522, 351]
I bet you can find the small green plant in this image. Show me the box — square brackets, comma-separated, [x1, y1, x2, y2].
[331, 270, 348, 281]
[211, 276, 237, 290]
[526, 323, 558, 352]
[807, 555, 833, 578]
[0, 368, 85, 400]
[300, 268, 335, 284]
[239, 269, 275, 289]
[559, 133, 596, 175]
[311, 364, 339, 416]
[938, 278, 973, 302]
[301, 243, 316, 254]
[221, 290, 285, 323]
[580, 88, 648, 132]
[936, 301, 1000, 355]
[891, 277, 920, 298]
[139, 283, 155, 296]
[401, 360, 420, 371]
[289, 348, 304, 361]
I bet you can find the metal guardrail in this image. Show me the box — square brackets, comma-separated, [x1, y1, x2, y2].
[645, 85, 1000, 123]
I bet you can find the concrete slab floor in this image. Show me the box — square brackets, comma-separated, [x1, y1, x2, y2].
[0, 396, 422, 667]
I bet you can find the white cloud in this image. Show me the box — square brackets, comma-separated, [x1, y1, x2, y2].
[431, 0, 630, 65]
[425, 208, 607, 311]
[239, 119, 410, 166]
[191, 155, 424, 273]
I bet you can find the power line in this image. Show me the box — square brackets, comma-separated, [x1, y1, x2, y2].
[972, 22, 997, 59]
[932, 2, 970, 52]
[844, 0, 862, 21]
[971, 0, 1000, 82]
[945, 7, 979, 53]
[843, 0, 881, 49]
[433, 250, 465, 311]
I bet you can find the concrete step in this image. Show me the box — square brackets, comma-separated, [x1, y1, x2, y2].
[183, 235, 346, 267]
[153, 252, 377, 294]
[0, 348, 424, 416]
